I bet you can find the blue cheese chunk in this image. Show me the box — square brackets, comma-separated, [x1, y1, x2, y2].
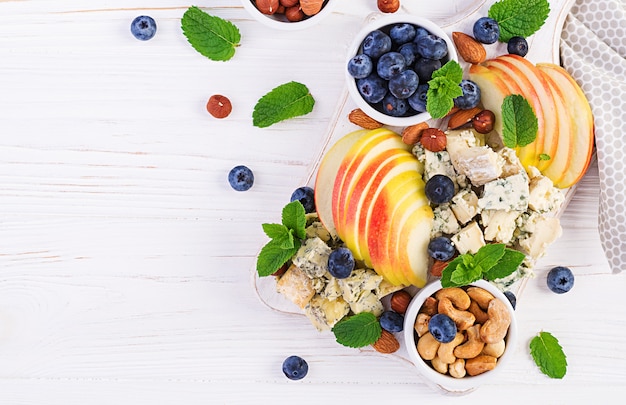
[452, 146, 503, 186]
[339, 268, 382, 304]
[498, 147, 525, 177]
[305, 220, 333, 243]
[481, 210, 521, 244]
[348, 291, 384, 317]
[478, 173, 529, 212]
[527, 167, 565, 214]
[424, 150, 457, 186]
[431, 204, 461, 237]
[320, 276, 342, 301]
[517, 214, 562, 259]
[451, 188, 480, 225]
[293, 236, 331, 279]
[304, 295, 350, 331]
[490, 258, 534, 290]
[451, 221, 486, 254]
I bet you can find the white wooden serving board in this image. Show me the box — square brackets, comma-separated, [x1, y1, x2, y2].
[252, 0, 578, 394]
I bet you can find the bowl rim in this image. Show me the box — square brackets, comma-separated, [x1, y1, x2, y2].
[240, 0, 337, 30]
[345, 13, 459, 127]
[402, 279, 518, 392]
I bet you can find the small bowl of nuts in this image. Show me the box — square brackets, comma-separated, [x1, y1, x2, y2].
[241, 0, 337, 30]
[345, 14, 458, 127]
[403, 280, 517, 393]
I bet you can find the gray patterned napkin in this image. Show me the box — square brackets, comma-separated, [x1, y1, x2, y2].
[561, 0, 626, 272]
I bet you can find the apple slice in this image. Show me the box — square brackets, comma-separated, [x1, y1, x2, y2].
[314, 129, 369, 237]
[536, 63, 594, 188]
[468, 64, 510, 139]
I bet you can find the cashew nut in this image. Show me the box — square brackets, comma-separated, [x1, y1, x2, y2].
[437, 332, 465, 364]
[431, 355, 448, 374]
[449, 358, 466, 379]
[465, 354, 497, 376]
[482, 340, 506, 358]
[438, 297, 476, 331]
[414, 313, 430, 337]
[468, 300, 489, 324]
[466, 286, 495, 310]
[453, 324, 485, 359]
[417, 332, 440, 361]
[435, 287, 471, 310]
[419, 296, 439, 316]
[480, 298, 511, 344]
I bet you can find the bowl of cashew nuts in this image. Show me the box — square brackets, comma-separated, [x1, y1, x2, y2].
[403, 279, 518, 393]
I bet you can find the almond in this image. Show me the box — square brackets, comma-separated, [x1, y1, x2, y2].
[452, 32, 487, 64]
[390, 290, 412, 314]
[401, 122, 428, 145]
[300, 0, 324, 16]
[348, 108, 382, 129]
[372, 330, 400, 354]
[430, 259, 451, 277]
[447, 106, 482, 129]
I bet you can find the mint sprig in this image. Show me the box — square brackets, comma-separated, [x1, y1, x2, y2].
[441, 243, 525, 288]
[256, 201, 307, 277]
[489, 0, 551, 43]
[253, 81, 315, 128]
[530, 331, 567, 379]
[181, 6, 241, 61]
[332, 312, 382, 348]
[426, 60, 464, 119]
[501, 94, 538, 148]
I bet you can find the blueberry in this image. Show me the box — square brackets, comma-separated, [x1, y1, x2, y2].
[503, 290, 517, 309]
[507, 36, 529, 57]
[361, 30, 392, 59]
[473, 17, 500, 44]
[347, 54, 373, 79]
[547, 266, 574, 294]
[130, 15, 157, 41]
[428, 236, 456, 261]
[282, 355, 308, 380]
[407, 83, 429, 113]
[381, 94, 409, 117]
[357, 73, 388, 104]
[414, 58, 441, 82]
[228, 165, 254, 191]
[413, 26, 430, 42]
[290, 186, 315, 213]
[428, 313, 457, 343]
[328, 247, 355, 279]
[389, 23, 416, 45]
[416, 34, 448, 60]
[425, 175, 455, 204]
[379, 311, 404, 333]
[376, 52, 406, 80]
[398, 42, 419, 66]
[454, 79, 481, 109]
[389, 70, 419, 99]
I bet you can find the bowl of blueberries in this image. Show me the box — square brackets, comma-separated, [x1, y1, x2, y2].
[346, 14, 458, 127]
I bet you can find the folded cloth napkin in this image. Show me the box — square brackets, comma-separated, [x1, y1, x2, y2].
[561, 0, 626, 273]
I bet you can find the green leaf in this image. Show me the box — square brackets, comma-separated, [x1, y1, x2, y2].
[181, 6, 241, 61]
[484, 248, 526, 280]
[539, 153, 551, 161]
[473, 243, 506, 272]
[261, 223, 294, 249]
[489, 0, 551, 42]
[332, 312, 382, 348]
[256, 238, 300, 277]
[253, 81, 315, 128]
[281, 200, 307, 240]
[441, 255, 467, 288]
[530, 331, 567, 379]
[450, 261, 483, 286]
[426, 61, 464, 119]
[501, 94, 538, 148]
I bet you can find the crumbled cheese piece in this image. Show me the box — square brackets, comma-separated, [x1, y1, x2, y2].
[452, 146, 503, 186]
[431, 204, 461, 237]
[306, 220, 332, 243]
[374, 279, 405, 299]
[320, 277, 342, 301]
[348, 290, 384, 316]
[498, 147, 525, 177]
[517, 215, 562, 259]
[276, 264, 316, 309]
[527, 168, 565, 214]
[424, 150, 457, 183]
[339, 268, 382, 304]
[451, 221, 486, 254]
[304, 295, 350, 331]
[451, 188, 480, 225]
[292, 236, 331, 278]
[481, 210, 521, 244]
[478, 173, 529, 212]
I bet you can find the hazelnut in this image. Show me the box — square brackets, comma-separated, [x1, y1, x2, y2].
[279, 0, 299, 7]
[378, 0, 400, 13]
[420, 128, 447, 152]
[207, 94, 232, 119]
[285, 5, 305, 21]
[473, 110, 495, 134]
[255, 0, 280, 15]
[390, 290, 412, 314]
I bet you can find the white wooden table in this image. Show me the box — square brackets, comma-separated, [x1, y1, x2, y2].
[0, 1, 623, 403]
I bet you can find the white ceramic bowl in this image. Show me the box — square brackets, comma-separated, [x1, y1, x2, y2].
[240, 0, 337, 30]
[403, 280, 517, 393]
[346, 14, 458, 127]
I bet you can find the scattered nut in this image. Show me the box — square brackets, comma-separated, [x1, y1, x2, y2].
[473, 110, 495, 134]
[420, 128, 447, 152]
[452, 31, 487, 64]
[255, 0, 280, 15]
[401, 122, 428, 145]
[453, 324, 485, 359]
[480, 298, 512, 344]
[300, 0, 324, 16]
[447, 107, 482, 129]
[465, 355, 497, 376]
[390, 290, 412, 314]
[207, 94, 232, 119]
[372, 329, 400, 353]
[377, 0, 400, 13]
[417, 332, 440, 360]
[437, 332, 465, 364]
[348, 108, 383, 129]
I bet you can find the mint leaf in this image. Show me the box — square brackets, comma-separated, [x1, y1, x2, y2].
[450, 260, 483, 286]
[262, 223, 294, 249]
[253, 81, 315, 128]
[501, 94, 538, 148]
[530, 331, 567, 379]
[489, 0, 550, 42]
[473, 243, 506, 272]
[181, 6, 241, 61]
[484, 248, 525, 280]
[539, 153, 551, 161]
[256, 238, 300, 277]
[332, 312, 382, 348]
[440, 255, 465, 287]
[281, 200, 306, 240]
[426, 60, 464, 119]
